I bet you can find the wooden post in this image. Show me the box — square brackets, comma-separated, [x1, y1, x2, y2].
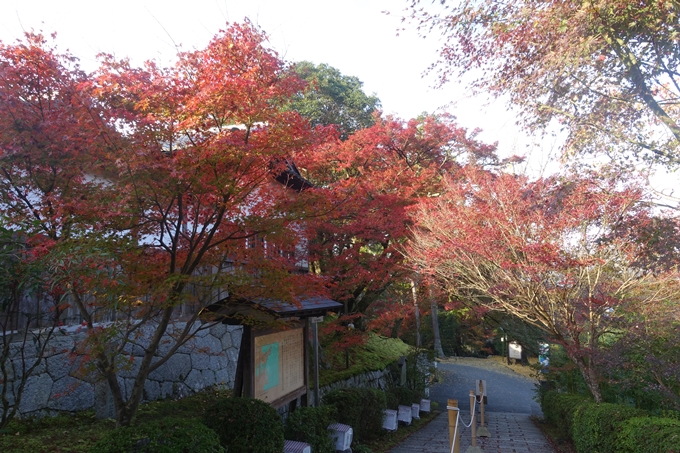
[313, 320, 320, 407]
[470, 390, 477, 447]
[477, 380, 491, 438]
[447, 399, 460, 453]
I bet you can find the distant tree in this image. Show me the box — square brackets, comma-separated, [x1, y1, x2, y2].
[405, 0, 680, 166]
[289, 61, 381, 139]
[406, 168, 680, 401]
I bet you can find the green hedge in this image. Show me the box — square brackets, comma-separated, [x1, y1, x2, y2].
[203, 397, 284, 453]
[284, 405, 337, 453]
[541, 390, 591, 440]
[89, 418, 223, 453]
[386, 387, 418, 410]
[617, 417, 680, 453]
[573, 402, 647, 453]
[322, 388, 386, 442]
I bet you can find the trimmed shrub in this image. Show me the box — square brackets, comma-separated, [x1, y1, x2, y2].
[572, 402, 647, 453]
[89, 418, 223, 453]
[284, 405, 337, 453]
[541, 391, 591, 440]
[617, 416, 680, 453]
[203, 397, 284, 453]
[386, 386, 417, 409]
[322, 388, 386, 442]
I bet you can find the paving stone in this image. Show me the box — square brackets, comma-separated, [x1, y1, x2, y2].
[388, 411, 554, 453]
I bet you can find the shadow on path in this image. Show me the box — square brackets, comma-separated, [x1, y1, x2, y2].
[388, 357, 554, 453]
[429, 358, 543, 416]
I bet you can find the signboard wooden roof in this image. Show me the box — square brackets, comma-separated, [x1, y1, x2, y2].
[203, 296, 343, 325]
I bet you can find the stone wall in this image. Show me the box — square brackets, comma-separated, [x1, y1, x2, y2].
[310, 368, 392, 407]
[2, 322, 242, 418]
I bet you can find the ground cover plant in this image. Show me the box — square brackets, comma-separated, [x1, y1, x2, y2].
[318, 333, 411, 387]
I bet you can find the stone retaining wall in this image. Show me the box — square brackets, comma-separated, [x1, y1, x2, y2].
[311, 368, 392, 406]
[2, 322, 242, 418]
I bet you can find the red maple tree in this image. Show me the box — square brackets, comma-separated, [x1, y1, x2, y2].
[0, 23, 328, 426]
[406, 168, 680, 401]
[301, 113, 500, 339]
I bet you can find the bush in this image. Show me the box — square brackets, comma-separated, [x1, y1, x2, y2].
[284, 405, 337, 453]
[89, 418, 223, 453]
[617, 416, 680, 453]
[540, 391, 591, 440]
[322, 388, 386, 442]
[203, 397, 284, 453]
[386, 387, 417, 409]
[572, 402, 647, 453]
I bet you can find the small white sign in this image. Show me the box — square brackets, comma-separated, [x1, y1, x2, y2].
[509, 341, 522, 359]
[309, 316, 324, 323]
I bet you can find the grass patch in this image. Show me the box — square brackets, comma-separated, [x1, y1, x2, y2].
[318, 334, 411, 388]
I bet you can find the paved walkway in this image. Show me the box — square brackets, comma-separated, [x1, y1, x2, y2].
[388, 410, 555, 453]
[389, 357, 555, 452]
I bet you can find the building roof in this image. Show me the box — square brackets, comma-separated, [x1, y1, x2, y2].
[203, 295, 342, 325]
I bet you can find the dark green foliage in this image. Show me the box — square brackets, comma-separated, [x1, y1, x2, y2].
[540, 391, 591, 440]
[203, 397, 284, 453]
[318, 334, 410, 388]
[386, 387, 417, 409]
[289, 61, 380, 140]
[617, 416, 680, 453]
[572, 402, 647, 453]
[89, 418, 223, 453]
[538, 344, 589, 395]
[284, 405, 337, 453]
[322, 388, 386, 442]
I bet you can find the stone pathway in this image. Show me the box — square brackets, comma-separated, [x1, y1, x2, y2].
[388, 410, 555, 453]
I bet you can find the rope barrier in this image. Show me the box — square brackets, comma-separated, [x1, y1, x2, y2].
[447, 391, 484, 452]
[461, 394, 477, 428]
[446, 386, 484, 453]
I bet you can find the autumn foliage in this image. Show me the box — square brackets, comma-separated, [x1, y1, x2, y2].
[406, 0, 680, 165]
[301, 114, 499, 316]
[0, 23, 328, 427]
[406, 168, 680, 401]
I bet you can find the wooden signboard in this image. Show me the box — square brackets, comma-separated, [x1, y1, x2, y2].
[253, 328, 305, 405]
[508, 341, 522, 360]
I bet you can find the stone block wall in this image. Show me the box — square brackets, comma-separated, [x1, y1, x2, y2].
[310, 368, 391, 406]
[1, 322, 242, 419]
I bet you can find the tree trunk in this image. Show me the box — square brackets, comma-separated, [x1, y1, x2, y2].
[410, 280, 421, 349]
[570, 351, 603, 403]
[390, 318, 403, 339]
[429, 287, 445, 358]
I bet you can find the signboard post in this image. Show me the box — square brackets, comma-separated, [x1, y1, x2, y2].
[310, 316, 323, 406]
